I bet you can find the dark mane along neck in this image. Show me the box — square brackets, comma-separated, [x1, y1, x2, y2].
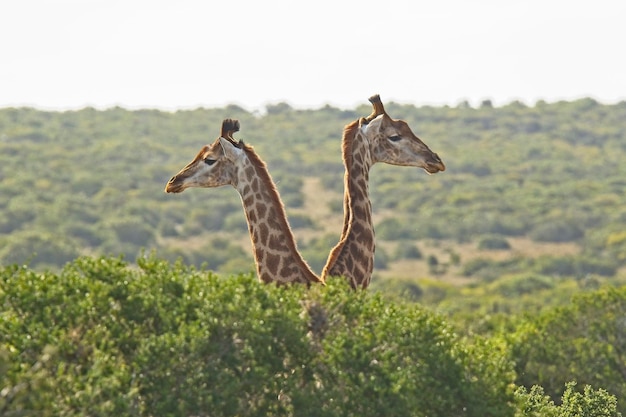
[341, 121, 360, 179]
[321, 121, 366, 283]
[241, 144, 322, 284]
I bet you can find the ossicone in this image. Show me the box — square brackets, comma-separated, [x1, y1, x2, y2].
[220, 118, 242, 147]
[364, 94, 387, 122]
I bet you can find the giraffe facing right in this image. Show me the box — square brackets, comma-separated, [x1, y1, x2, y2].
[322, 95, 445, 289]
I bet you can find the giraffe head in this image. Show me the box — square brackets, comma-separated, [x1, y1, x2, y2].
[165, 119, 243, 193]
[359, 95, 445, 174]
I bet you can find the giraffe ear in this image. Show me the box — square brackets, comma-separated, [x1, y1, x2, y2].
[219, 137, 244, 160]
[359, 115, 385, 135]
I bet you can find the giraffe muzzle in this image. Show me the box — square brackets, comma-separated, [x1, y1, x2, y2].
[165, 177, 185, 193]
[424, 154, 445, 174]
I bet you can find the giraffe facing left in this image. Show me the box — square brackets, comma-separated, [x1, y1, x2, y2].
[165, 119, 324, 286]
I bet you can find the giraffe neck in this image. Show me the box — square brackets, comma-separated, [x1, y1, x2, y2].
[322, 123, 375, 289]
[234, 148, 322, 285]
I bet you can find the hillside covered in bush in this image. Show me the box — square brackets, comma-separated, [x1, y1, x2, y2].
[1, 100, 626, 414]
[1, 99, 625, 318]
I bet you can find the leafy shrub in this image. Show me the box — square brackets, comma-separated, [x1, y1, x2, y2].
[222, 211, 248, 233]
[0, 231, 79, 268]
[63, 223, 106, 247]
[0, 213, 18, 233]
[376, 217, 417, 240]
[460, 257, 531, 283]
[157, 220, 179, 237]
[288, 212, 315, 229]
[3, 204, 37, 231]
[492, 273, 554, 296]
[108, 217, 156, 247]
[301, 233, 340, 273]
[373, 247, 389, 270]
[277, 176, 304, 208]
[530, 221, 584, 242]
[418, 223, 446, 239]
[190, 237, 249, 271]
[606, 230, 626, 247]
[509, 286, 626, 415]
[394, 242, 423, 260]
[606, 230, 626, 261]
[515, 382, 620, 417]
[181, 207, 227, 236]
[0, 255, 517, 417]
[478, 235, 512, 250]
[533, 255, 578, 276]
[576, 258, 618, 277]
[373, 279, 424, 302]
[282, 192, 305, 208]
[533, 256, 617, 278]
[457, 162, 492, 177]
[462, 257, 498, 277]
[73, 176, 103, 196]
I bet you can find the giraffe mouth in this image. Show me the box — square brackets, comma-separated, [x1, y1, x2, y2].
[425, 163, 445, 174]
[165, 177, 185, 193]
[424, 154, 445, 174]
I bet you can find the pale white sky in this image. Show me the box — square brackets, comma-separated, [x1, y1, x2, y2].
[1, 0, 625, 111]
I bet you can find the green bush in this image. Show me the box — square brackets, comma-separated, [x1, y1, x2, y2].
[301, 233, 340, 273]
[108, 217, 156, 247]
[374, 279, 424, 301]
[509, 286, 626, 415]
[394, 242, 423, 260]
[0, 255, 517, 417]
[376, 217, 417, 240]
[63, 223, 106, 247]
[462, 257, 497, 277]
[530, 221, 584, 243]
[0, 231, 79, 268]
[493, 273, 554, 296]
[515, 382, 620, 417]
[288, 212, 315, 229]
[533, 255, 618, 278]
[478, 235, 512, 250]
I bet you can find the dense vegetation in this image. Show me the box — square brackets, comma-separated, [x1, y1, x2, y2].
[1, 100, 626, 415]
[1, 255, 623, 416]
[1, 100, 625, 313]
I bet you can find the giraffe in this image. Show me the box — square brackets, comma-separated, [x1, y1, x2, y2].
[165, 119, 324, 286]
[322, 95, 445, 289]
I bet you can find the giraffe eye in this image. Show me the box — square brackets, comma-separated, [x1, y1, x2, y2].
[204, 158, 216, 166]
[389, 135, 402, 142]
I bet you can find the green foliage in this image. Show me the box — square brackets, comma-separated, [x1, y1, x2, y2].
[1, 100, 625, 276]
[530, 220, 584, 243]
[375, 279, 425, 301]
[376, 217, 418, 240]
[1, 255, 518, 417]
[2, 102, 626, 416]
[478, 235, 512, 250]
[0, 231, 79, 269]
[288, 212, 315, 229]
[509, 286, 626, 415]
[492, 273, 555, 296]
[156, 237, 251, 273]
[394, 242, 423, 260]
[534, 255, 618, 278]
[515, 383, 621, 417]
[301, 233, 339, 273]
